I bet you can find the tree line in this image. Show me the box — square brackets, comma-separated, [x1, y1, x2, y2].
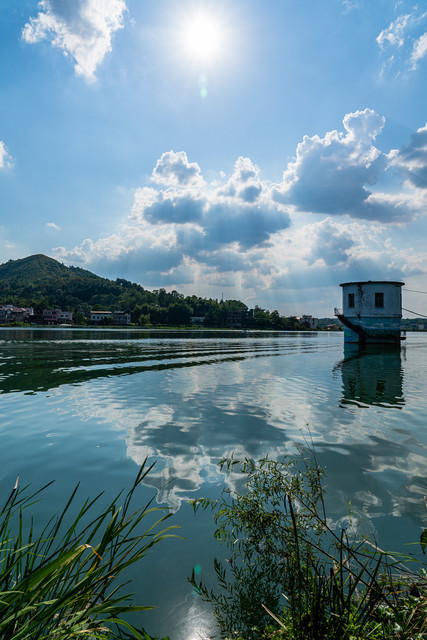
[0, 256, 309, 329]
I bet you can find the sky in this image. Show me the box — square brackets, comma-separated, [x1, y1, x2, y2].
[1, 0, 427, 317]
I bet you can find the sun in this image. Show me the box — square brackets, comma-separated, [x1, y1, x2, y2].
[181, 10, 224, 62]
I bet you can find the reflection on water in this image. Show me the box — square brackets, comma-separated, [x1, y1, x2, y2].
[1, 328, 427, 639]
[0, 329, 302, 394]
[334, 344, 404, 408]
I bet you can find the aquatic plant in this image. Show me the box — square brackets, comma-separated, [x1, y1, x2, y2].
[191, 444, 427, 640]
[0, 461, 176, 639]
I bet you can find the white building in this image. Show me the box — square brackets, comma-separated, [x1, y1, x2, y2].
[90, 311, 113, 323]
[113, 311, 131, 325]
[298, 315, 318, 330]
[336, 281, 404, 344]
[90, 310, 131, 325]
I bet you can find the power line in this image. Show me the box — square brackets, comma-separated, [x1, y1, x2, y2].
[403, 288, 427, 295]
[402, 307, 427, 319]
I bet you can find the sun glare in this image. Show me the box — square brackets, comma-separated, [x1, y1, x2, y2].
[182, 10, 224, 62]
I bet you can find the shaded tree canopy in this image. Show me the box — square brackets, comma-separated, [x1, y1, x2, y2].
[0, 255, 310, 329]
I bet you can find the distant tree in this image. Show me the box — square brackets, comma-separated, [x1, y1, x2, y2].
[167, 303, 192, 325]
[73, 311, 86, 326]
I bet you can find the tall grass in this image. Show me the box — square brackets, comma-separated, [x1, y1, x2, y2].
[0, 460, 177, 639]
[191, 444, 427, 640]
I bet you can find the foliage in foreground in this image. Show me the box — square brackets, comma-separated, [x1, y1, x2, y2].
[191, 445, 427, 640]
[0, 461, 176, 640]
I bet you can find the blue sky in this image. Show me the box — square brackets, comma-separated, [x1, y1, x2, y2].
[1, 0, 427, 316]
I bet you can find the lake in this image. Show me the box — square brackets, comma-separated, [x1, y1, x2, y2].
[1, 328, 426, 639]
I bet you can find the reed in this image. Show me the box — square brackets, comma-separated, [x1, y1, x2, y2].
[0, 460, 176, 640]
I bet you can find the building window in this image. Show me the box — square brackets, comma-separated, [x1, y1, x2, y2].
[348, 293, 355, 308]
[375, 292, 384, 308]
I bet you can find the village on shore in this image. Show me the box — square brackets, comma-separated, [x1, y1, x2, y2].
[0, 303, 330, 330]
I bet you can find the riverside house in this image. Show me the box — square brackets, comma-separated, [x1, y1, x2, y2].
[0, 305, 34, 323]
[90, 311, 131, 325]
[43, 309, 73, 325]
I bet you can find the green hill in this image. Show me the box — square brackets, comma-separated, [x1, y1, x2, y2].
[0, 254, 301, 329]
[0, 255, 236, 326]
[0, 254, 82, 285]
[0, 254, 154, 316]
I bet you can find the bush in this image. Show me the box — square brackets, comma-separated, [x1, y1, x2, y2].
[191, 444, 427, 640]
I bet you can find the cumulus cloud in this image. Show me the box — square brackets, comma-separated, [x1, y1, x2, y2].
[151, 151, 204, 187]
[273, 109, 410, 222]
[54, 113, 425, 307]
[22, 0, 127, 81]
[377, 9, 427, 72]
[55, 150, 291, 286]
[129, 153, 290, 252]
[0, 140, 12, 169]
[306, 218, 355, 266]
[220, 156, 263, 203]
[389, 123, 427, 189]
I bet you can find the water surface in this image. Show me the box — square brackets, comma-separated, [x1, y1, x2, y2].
[1, 328, 426, 639]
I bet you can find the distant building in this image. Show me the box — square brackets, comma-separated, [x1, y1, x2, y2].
[298, 315, 318, 330]
[0, 305, 33, 323]
[90, 310, 130, 325]
[226, 309, 246, 328]
[58, 310, 73, 324]
[90, 311, 113, 323]
[113, 311, 131, 325]
[43, 309, 73, 325]
[43, 309, 59, 325]
[190, 316, 205, 324]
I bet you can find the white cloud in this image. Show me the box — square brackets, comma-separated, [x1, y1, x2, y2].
[22, 0, 127, 81]
[151, 150, 204, 187]
[46, 222, 60, 231]
[220, 156, 263, 203]
[54, 113, 426, 309]
[130, 153, 290, 251]
[389, 123, 427, 189]
[377, 9, 427, 72]
[0, 140, 12, 169]
[306, 218, 355, 266]
[411, 32, 427, 68]
[377, 13, 411, 49]
[54, 150, 291, 288]
[273, 109, 410, 222]
[342, 1, 360, 12]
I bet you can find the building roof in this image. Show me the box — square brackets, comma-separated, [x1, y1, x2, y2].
[339, 281, 404, 287]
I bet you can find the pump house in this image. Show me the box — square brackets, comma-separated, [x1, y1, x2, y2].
[335, 281, 404, 344]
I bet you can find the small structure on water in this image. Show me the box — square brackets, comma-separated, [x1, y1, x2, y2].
[335, 280, 405, 344]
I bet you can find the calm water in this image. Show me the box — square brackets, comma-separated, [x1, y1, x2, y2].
[1, 328, 427, 639]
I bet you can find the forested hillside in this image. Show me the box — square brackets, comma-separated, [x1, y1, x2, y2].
[0, 255, 302, 328]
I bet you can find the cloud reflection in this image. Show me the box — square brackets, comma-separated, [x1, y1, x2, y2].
[15, 332, 425, 532]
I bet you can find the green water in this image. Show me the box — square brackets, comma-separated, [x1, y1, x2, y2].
[0, 328, 426, 639]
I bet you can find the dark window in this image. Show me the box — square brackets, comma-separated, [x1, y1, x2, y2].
[375, 292, 384, 308]
[348, 293, 355, 308]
